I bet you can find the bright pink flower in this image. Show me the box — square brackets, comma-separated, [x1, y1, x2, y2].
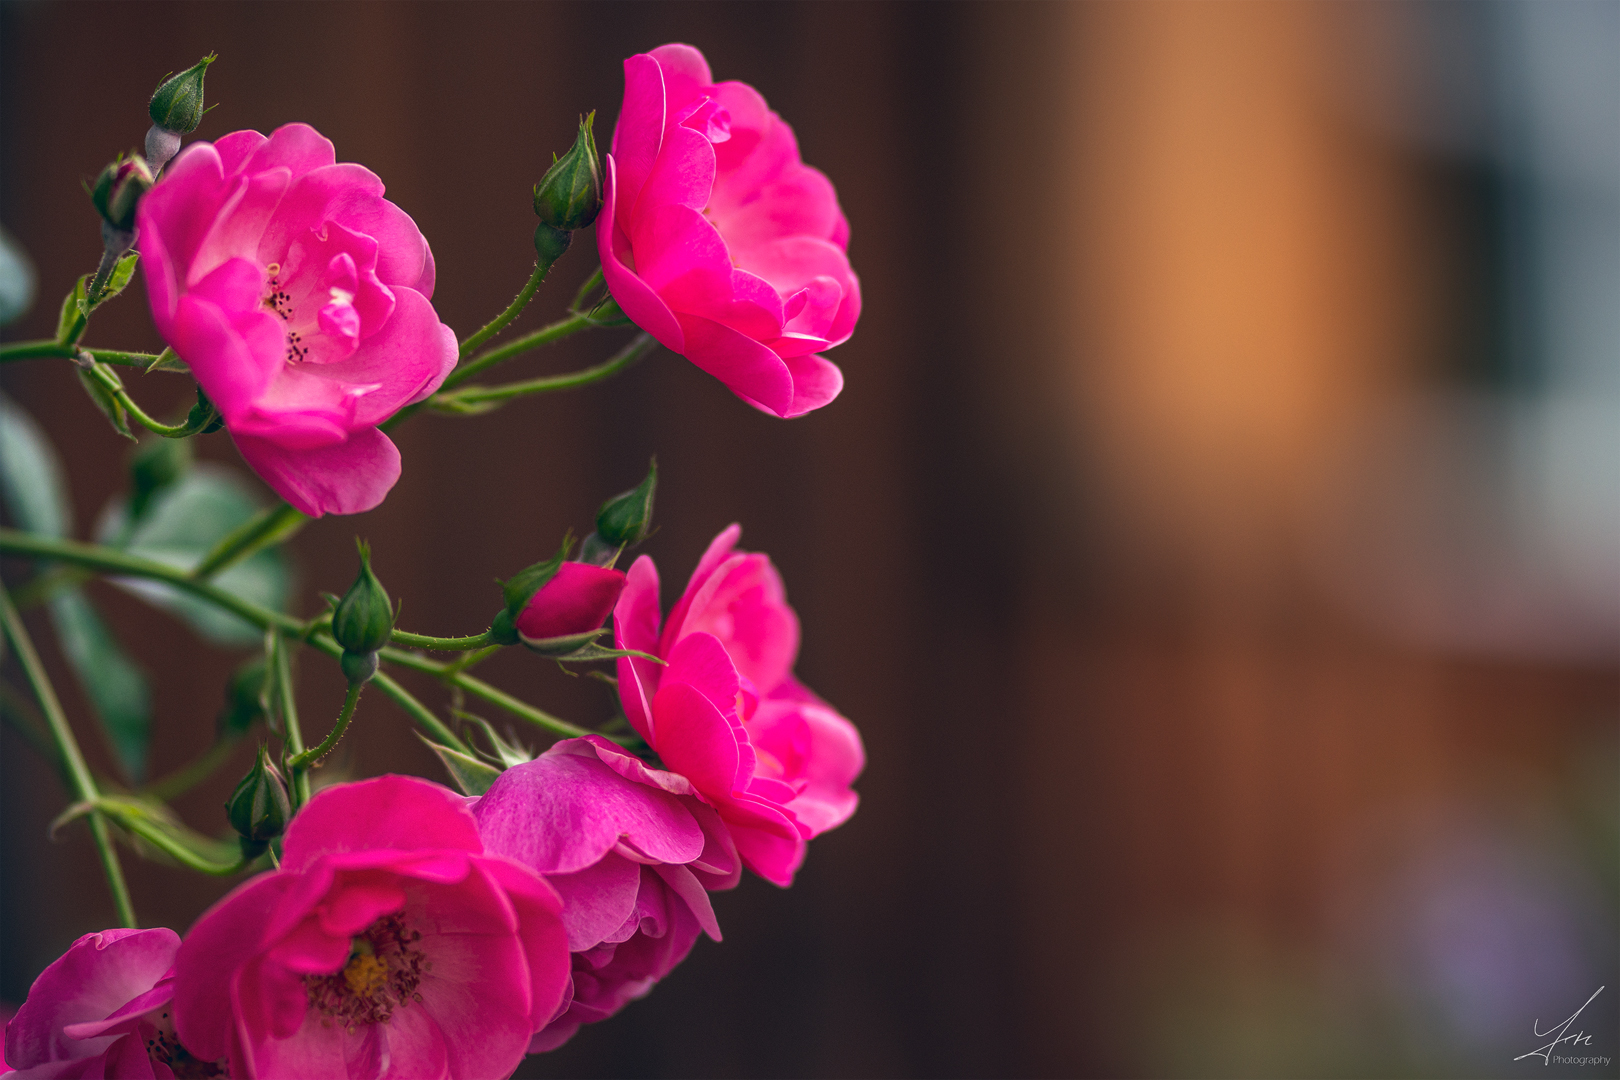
[2, 926, 213, 1079]
[472, 735, 738, 1051]
[514, 563, 627, 645]
[599, 44, 860, 418]
[138, 123, 457, 517]
[614, 525, 865, 886]
[173, 775, 569, 1079]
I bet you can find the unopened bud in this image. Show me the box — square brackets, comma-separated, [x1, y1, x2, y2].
[533, 113, 601, 232]
[515, 562, 626, 647]
[595, 459, 657, 548]
[331, 541, 393, 678]
[148, 55, 215, 135]
[89, 156, 153, 232]
[226, 743, 290, 850]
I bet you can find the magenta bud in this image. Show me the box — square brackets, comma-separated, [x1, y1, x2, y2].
[514, 562, 626, 646]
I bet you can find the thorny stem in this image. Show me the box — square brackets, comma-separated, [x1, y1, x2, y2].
[434, 332, 655, 408]
[288, 681, 362, 769]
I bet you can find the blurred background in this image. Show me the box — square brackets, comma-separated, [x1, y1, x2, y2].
[2, 2, 1616, 1076]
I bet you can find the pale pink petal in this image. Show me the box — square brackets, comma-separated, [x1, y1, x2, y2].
[213, 129, 268, 176]
[188, 168, 291, 285]
[544, 854, 643, 951]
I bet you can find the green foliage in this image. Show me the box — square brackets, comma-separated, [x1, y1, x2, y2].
[96, 465, 291, 645]
[423, 737, 503, 797]
[0, 225, 36, 326]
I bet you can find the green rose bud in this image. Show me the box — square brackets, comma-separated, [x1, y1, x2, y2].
[595, 459, 657, 548]
[89, 156, 154, 232]
[533, 112, 601, 232]
[148, 54, 216, 135]
[331, 540, 394, 668]
[226, 743, 291, 850]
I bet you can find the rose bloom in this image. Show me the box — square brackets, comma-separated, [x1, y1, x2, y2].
[139, 123, 456, 517]
[473, 735, 739, 1051]
[599, 44, 860, 418]
[2, 926, 217, 1079]
[614, 525, 865, 885]
[173, 775, 569, 1079]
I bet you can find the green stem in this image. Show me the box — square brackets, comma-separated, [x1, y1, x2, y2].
[0, 342, 167, 368]
[570, 266, 606, 313]
[457, 260, 546, 358]
[371, 671, 462, 748]
[434, 332, 655, 408]
[142, 735, 243, 801]
[80, 360, 201, 438]
[191, 503, 307, 581]
[0, 529, 303, 633]
[289, 681, 363, 769]
[389, 629, 495, 651]
[0, 586, 136, 927]
[270, 629, 312, 807]
[83, 800, 253, 876]
[442, 311, 594, 390]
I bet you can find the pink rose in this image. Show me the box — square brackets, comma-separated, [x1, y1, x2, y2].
[472, 735, 738, 1051]
[138, 123, 457, 517]
[3, 926, 214, 1078]
[514, 562, 627, 645]
[614, 526, 865, 886]
[173, 775, 569, 1079]
[599, 44, 860, 418]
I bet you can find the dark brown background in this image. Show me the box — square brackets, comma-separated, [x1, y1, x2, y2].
[3, 3, 1615, 1077]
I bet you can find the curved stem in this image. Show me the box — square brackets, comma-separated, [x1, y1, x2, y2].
[435, 332, 655, 408]
[389, 629, 495, 651]
[270, 629, 312, 807]
[289, 681, 362, 769]
[80, 360, 207, 439]
[442, 311, 593, 390]
[457, 260, 546, 358]
[1, 586, 136, 926]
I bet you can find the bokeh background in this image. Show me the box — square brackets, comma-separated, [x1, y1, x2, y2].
[3, 2, 1616, 1077]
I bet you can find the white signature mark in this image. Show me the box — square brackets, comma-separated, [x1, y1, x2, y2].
[1513, 986, 1605, 1065]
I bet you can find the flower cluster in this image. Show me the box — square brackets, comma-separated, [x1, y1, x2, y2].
[3, 40, 864, 1080]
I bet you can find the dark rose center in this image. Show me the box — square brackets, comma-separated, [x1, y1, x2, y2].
[304, 911, 430, 1032]
[143, 1006, 226, 1078]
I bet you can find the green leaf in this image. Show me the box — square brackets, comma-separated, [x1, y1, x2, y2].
[144, 349, 190, 375]
[0, 392, 72, 537]
[92, 252, 140, 309]
[96, 466, 290, 645]
[55, 275, 87, 342]
[0, 224, 37, 326]
[457, 713, 534, 768]
[75, 365, 135, 440]
[48, 590, 151, 782]
[421, 736, 503, 796]
[62, 793, 246, 873]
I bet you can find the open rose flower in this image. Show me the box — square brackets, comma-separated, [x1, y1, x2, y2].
[139, 123, 456, 516]
[473, 735, 739, 1051]
[599, 44, 860, 418]
[173, 775, 569, 1079]
[614, 525, 865, 885]
[3, 926, 216, 1078]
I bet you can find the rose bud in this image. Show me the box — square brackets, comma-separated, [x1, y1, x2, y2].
[88, 155, 153, 233]
[226, 743, 291, 853]
[331, 540, 394, 682]
[595, 457, 657, 549]
[515, 562, 627, 651]
[534, 112, 602, 233]
[145, 54, 214, 171]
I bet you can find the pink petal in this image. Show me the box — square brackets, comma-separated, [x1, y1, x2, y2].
[316, 288, 454, 426]
[612, 555, 664, 742]
[330, 197, 433, 295]
[281, 776, 483, 871]
[188, 168, 291, 286]
[778, 351, 845, 417]
[174, 874, 297, 1063]
[544, 853, 643, 952]
[648, 44, 714, 112]
[515, 563, 626, 642]
[629, 126, 715, 233]
[652, 863, 721, 942]
[476, 857, 570, 1031]
[171, 291, 280, 421]
[239, 123, 337, 178]
[610, 55, 668, 237]
[213, 130, 269, 176]
[674, 312, 794, 416]
[598, 158, 685, 353]
[232, 425, 401, 517]
[255, 163, 386, 267]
